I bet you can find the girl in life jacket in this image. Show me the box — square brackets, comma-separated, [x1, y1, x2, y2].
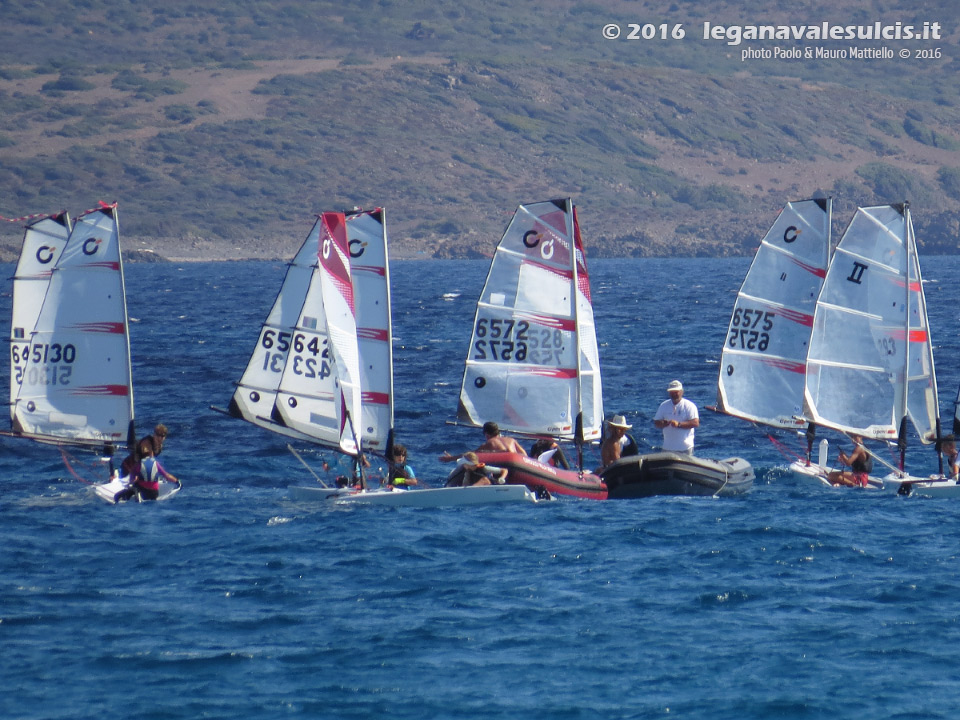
[114, 452, 180, 502]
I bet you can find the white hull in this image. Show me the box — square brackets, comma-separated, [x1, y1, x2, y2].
[881, 474, 960, 497]
[289, 484, 542, 506]
[787, 460, 884, 490]
[92, 476, 182, 504]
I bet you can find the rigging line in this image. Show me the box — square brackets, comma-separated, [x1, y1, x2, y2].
[766, 434, 804, 463]
[59, 446, 97, 486]
[287, 444, 329, 488]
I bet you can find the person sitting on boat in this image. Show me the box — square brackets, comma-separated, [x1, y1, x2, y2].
[530, 438, 570, 469]
[385, 444, 418, 489]
[599, 415, 638, 469]
[941, 435, 958, 480]
[827, 435, 872, 488]
[439, 421, 528, 462]
[446, 452, 507, 487]
[113, 446, 180, 502]
[119, 423, 170, 479]
[653, 381, 699, 455]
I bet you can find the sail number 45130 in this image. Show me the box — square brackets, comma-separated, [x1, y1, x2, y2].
[11, 342, 77, 385]
[727, 308, 774, 352]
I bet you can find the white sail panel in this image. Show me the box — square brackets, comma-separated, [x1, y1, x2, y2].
[803, 204, 934, 440]
[458, 199, 600, 441]
[10, 213, 71, 420]
[228, 219, 320, 440]
[273, 263, 339, 447]
[274, 213, 362, 454]
[718, 199, 831, 427]
[346, 208, 393, 452]
[12, 205, 134, 447]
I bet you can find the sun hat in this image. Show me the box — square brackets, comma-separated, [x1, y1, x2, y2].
[608, 415, 632, 429]
[667, 380, 683, 392]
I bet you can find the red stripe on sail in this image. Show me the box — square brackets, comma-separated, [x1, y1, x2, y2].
[759, 357, 806, 374]
[320, 212, 355, 314]
[73, 322, 125, 334]
[357, 328, 389, 341]
[890, 329, 928, 342]
[361, 391, 390, 405]
[774, 307, 814, 327]
[527, 367, 578, 379]
[512, 311, 576, 332]
[352, 264, 386, 277]
[573, 206, 593, 304]
[70, 384, 129, 396]
[789, 256, 827, 278]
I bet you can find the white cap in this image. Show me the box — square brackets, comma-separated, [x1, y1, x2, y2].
[667, 380, 683, 392]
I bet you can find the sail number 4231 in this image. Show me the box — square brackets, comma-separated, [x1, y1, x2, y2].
[727, 308, 774, 352]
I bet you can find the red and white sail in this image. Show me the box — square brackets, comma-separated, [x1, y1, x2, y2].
[457, 198, 603, 442]
[274, 212, 363, 454]
[345, 208, 393, 452]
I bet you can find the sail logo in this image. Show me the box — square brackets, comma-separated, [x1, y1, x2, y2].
[82, 237, 103, 255]
[522, 230, 555, 259]
[783, 226, 800, 243]
[321, 235, 331, 259]
[847, 261, 868, 284]
[36, 245, 56, 264]
[349, 240, 366, 258]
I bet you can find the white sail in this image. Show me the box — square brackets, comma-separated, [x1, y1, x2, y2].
[718, 198, 831, 427]
[10, 212, 72, 421]
[12, 204, 134, 448]
[457, 198, 603, 442]
[803, 203, 938, 443]
[227, 219, 320, 440]
[345, 208, 393, 452]
[274, 212, 362, 454]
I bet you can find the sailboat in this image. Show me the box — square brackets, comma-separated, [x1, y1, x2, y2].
[221, 209, 539, 506]
[455, 198, 607, 499]
[5, 203, 176, 502]
[789, 202, 943, 490]
[710, 197, 833, 485]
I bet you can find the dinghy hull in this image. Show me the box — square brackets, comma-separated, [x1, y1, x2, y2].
[289, 484, 541, 506]
[472, 452, 607, 500]
[601, 452, 753, 498]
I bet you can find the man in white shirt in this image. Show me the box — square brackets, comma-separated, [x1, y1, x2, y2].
[653, 380, 699, 454]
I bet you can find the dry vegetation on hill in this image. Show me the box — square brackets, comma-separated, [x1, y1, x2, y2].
[1, 1, 959, 260]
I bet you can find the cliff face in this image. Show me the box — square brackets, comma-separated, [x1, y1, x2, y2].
[1, 2, 958, 261]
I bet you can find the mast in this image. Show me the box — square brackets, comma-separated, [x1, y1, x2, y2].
[569, 200, 585, 470]
[112, 204, 136, 452]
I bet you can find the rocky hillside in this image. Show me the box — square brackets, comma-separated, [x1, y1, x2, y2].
[1, 1, 959, 260]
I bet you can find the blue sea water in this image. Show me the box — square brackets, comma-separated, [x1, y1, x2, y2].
[3, 255, 960, 720]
